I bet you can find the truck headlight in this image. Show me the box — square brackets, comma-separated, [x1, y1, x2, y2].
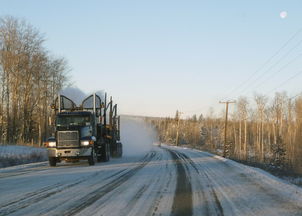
[81, 139, 95, 146]
[81, 140, 90, 146]
[48, 141, 56, 147]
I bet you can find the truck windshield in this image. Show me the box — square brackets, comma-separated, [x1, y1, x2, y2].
[56, 115, 90, 127]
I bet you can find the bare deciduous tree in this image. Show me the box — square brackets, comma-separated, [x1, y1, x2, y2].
[0, 16, 69, 145]
[150, 92, 302, 175]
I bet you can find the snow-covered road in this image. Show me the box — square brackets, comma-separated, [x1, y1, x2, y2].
[1, 145, 302, 216]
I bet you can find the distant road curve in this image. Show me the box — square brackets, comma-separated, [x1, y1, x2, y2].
[0, 145, 302, 216]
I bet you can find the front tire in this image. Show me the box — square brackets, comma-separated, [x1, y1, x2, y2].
[49, 157, 57, 167]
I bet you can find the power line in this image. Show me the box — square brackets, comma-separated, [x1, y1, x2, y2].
[265, 69, 302, 95]
[251, 53, 302, 90]
[268, 92, 302, 111]
[237, 38, 302, 96]
[185, 29, 302, 118]
[290, 92, 302, 100]
[222, 27, 302, 101]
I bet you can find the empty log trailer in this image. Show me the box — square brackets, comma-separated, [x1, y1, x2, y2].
[45, 93, 122, 166]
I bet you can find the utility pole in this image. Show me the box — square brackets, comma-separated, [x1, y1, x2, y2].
[219, 100, 236, 157]
[175, 111, 183, 146]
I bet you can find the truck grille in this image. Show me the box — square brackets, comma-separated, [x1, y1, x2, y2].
[57, 131, 79, 148]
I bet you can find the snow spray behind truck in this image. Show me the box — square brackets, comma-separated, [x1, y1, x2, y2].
[45, 93, 122, 166]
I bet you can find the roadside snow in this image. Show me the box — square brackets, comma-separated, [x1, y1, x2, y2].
[0, 145, 47, 168]
[191, 148, 302, 206]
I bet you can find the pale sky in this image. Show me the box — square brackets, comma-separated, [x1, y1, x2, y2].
[1, 0, 302, 117]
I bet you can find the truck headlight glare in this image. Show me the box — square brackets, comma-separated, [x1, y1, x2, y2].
[81, 140, 90, 146]
[48, 141, 56, 147]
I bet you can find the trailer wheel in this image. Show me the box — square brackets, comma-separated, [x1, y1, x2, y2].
[49, 157, 57, 167]
[88, 149, 96, 166]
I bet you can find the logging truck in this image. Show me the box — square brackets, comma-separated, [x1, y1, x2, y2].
[45, 93, 122, 166]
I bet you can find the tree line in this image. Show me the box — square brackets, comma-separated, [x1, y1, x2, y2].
[150, 93, 302, 175]
[0, 16, 69, 145]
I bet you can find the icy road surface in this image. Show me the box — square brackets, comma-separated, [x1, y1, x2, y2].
[1, 145, 302, 216]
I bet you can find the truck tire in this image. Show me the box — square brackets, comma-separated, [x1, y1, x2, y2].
[102, 143, 110, 162]
[88, 149, 96, 166]
[96, 141, 103, 162]
[97, 151, 102, 162]
[49, 157, 57, 167]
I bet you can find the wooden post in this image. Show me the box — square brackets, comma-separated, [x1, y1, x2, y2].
[176, 111, 183, 146]
[220, 100, 236, 157]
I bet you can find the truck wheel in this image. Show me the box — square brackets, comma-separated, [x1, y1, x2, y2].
[88, 149, 96, 166]
[96, 142, 102, 162]
[102, 143, 110, 162]
[49, 157, 57, 167]
[97, 152, 102, 162]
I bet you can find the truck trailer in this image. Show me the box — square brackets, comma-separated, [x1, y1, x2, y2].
[45, 93, 122, 166]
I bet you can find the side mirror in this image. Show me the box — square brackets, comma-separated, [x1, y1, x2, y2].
[96, 109, 100, 117]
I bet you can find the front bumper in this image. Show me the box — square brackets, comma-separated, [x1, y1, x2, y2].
[47, 147, 92, 158]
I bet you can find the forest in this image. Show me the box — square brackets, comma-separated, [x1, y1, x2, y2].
[0, 16, 69, 145]
[151, 93, 302, 175]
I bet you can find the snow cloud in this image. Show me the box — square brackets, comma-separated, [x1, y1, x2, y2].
[120, 116, 157, 156]
[60, 87, 105, 105]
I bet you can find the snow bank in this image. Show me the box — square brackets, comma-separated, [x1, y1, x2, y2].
[192, 148, 302, 205]
[0, 145, 47, 168]
[120, 116, 158, 156]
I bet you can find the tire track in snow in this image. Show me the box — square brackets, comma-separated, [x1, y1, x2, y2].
[121, 152, 163, 216]
[0, 163, 49, 178]
[80, 150, 168, 216]
[172, 151, 210, 216]
[163, 147, 228, 216]
[124, 184, 149, 212]
[0, 182, 63, 209]
[176, 151, 224, 216]
[0, 166, 129, 216]
[187, 149, 302, 215]
[165, 148, 193, 216]
[146, 152, 173, 216]
[0, 172, 101, 216]
[63, 151, 157, 216]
